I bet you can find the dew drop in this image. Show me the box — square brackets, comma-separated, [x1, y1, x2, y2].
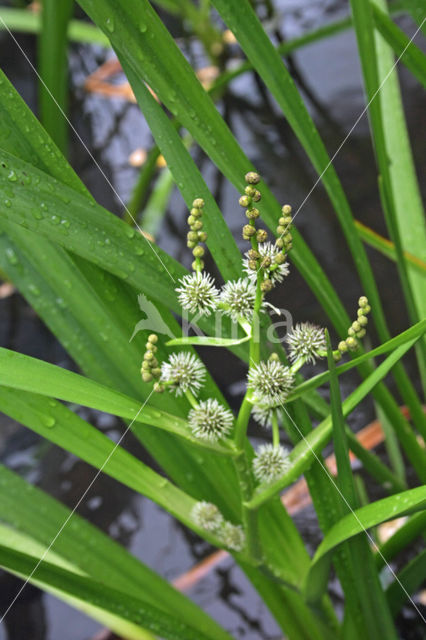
[105, 17, 115, 32]
[50, 215, 60, 225]
[32, 209, 43, 220]
[5, 248, 18, 265]
[3, 199, 11, 208]
[44, 416, 56, 428]
[139, 22, 147, 33]
[7, 170, 17, 182]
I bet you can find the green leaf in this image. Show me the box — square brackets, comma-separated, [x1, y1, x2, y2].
[350, 0, 426, 391]
[372, 4, 426, 88]
[325, 332, 397, 638]
[167, 334, 251, 347]
[248, 337, 426, 510]
[38, 0, 73, 153]
[385, 550, 426, 617]
[0, 465, 227, 640]
[0, 543, 229, 640]
[0, 387, 205, 529]
[375, 511, 426, 570]
[0, 347, 234, 456]
[0, 7, 110, 46]
[304, 486, 426, 604]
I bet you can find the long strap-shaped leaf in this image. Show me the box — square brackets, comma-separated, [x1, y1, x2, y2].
[0, 544, 230, 640]
[248, 337, 426, 510]
[0, 387, 211, 531]
[303, 486, 426, 604]
[0, 347, 233, 456]
[0, 465, 229, 640]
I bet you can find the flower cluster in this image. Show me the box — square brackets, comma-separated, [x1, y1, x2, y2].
[186, 198, 208, 271]
[140, 334, 161, 383]
[335, 296, 371, 359]
[191, 501, 245, 551]
[252, 444, 290, 483]
[160, 351, 206, 396]
[176, 271, 219, 317]
[286, 322, 326, 364]
[188, 398, 234, 442]
[219, 277, 257, 322]
[247, 358, 295, 405]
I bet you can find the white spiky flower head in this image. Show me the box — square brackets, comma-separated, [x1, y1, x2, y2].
[188, 398, 234, 441]
[176, 271, 219, 317]
[161, 351, 206, 396]
[219, 278, 257, 322]
[251, 401, 279, 429]
[253, 444, 290, 483]
[286, 322, 326, 364]
[243, 242, 290, 285]
[191, 501, 223, 532]
[247, 360, 295, 405]
[220, 522, 245, 552]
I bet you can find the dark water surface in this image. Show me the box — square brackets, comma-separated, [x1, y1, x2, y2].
[0, 1, 425, 638]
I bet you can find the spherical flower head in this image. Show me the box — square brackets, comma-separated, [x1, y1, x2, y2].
[253, 444, 290, 483]
[191, 501, 223, 532]
[285, 322, 326, 364]
[220, 522, 245, 551]
[176, 271, 219, 317]
[219, 278, 257, 322]
[161, 351, 206, 396]
[188, 398, 234, 441]
[251, 401, 278, 429]
[243, 242, 289, 285]
[247, 360, 295, 405]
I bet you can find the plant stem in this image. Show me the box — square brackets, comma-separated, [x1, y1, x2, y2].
[271, 410, 280, 447]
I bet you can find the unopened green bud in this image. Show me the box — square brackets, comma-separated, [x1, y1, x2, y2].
[248, 259, 257, 270]
[141, 361, 151, 370]
[347, 327, 355, 337]
[269, 353, 280, 362]
[261, 279, 273, 292]
[239, 195, 251, 207]
[145, 342, 157, 352]
[187, 240, 197, 249]
[352, 321, 361, 332]
[153, 382, 165, 393]
[245, 171, 260, 184]
[187, 215, 196, 226]
[245, 185, 256, 197]
[192, 198, 204, 209]
[338, 341, 348, 353]
[243, 224, 256, 238]
[358, 315, 368, 327]
[275, 238, 284, 249]
[192, 220, 203, 231]
[248, 249, 260, 260]
[151, 367, 161, 378]
[190, 208, 202, 217]
[193, 246, 205, 258]
[252, 189, 261, 202]
[346, 337, 357, 350]
[358, 296, 368, 308]
[246, 207, 260, 220]
[144, 351, 154, 361]
[274, 253, 286, 265]
[276, 225, 286, 235]
[142, 372, 153, 382]
[256, 229, 268, 242]
[198, 231, 207, 242]
[148, 334, 158, 344]
[187, 231, 198, 242]
[192, 259, 204, 271]
[281, 204, 292, 215]
[261, 256, 271, 268]
[333, 351, 342, 362]
[356, 329, 366, 338]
